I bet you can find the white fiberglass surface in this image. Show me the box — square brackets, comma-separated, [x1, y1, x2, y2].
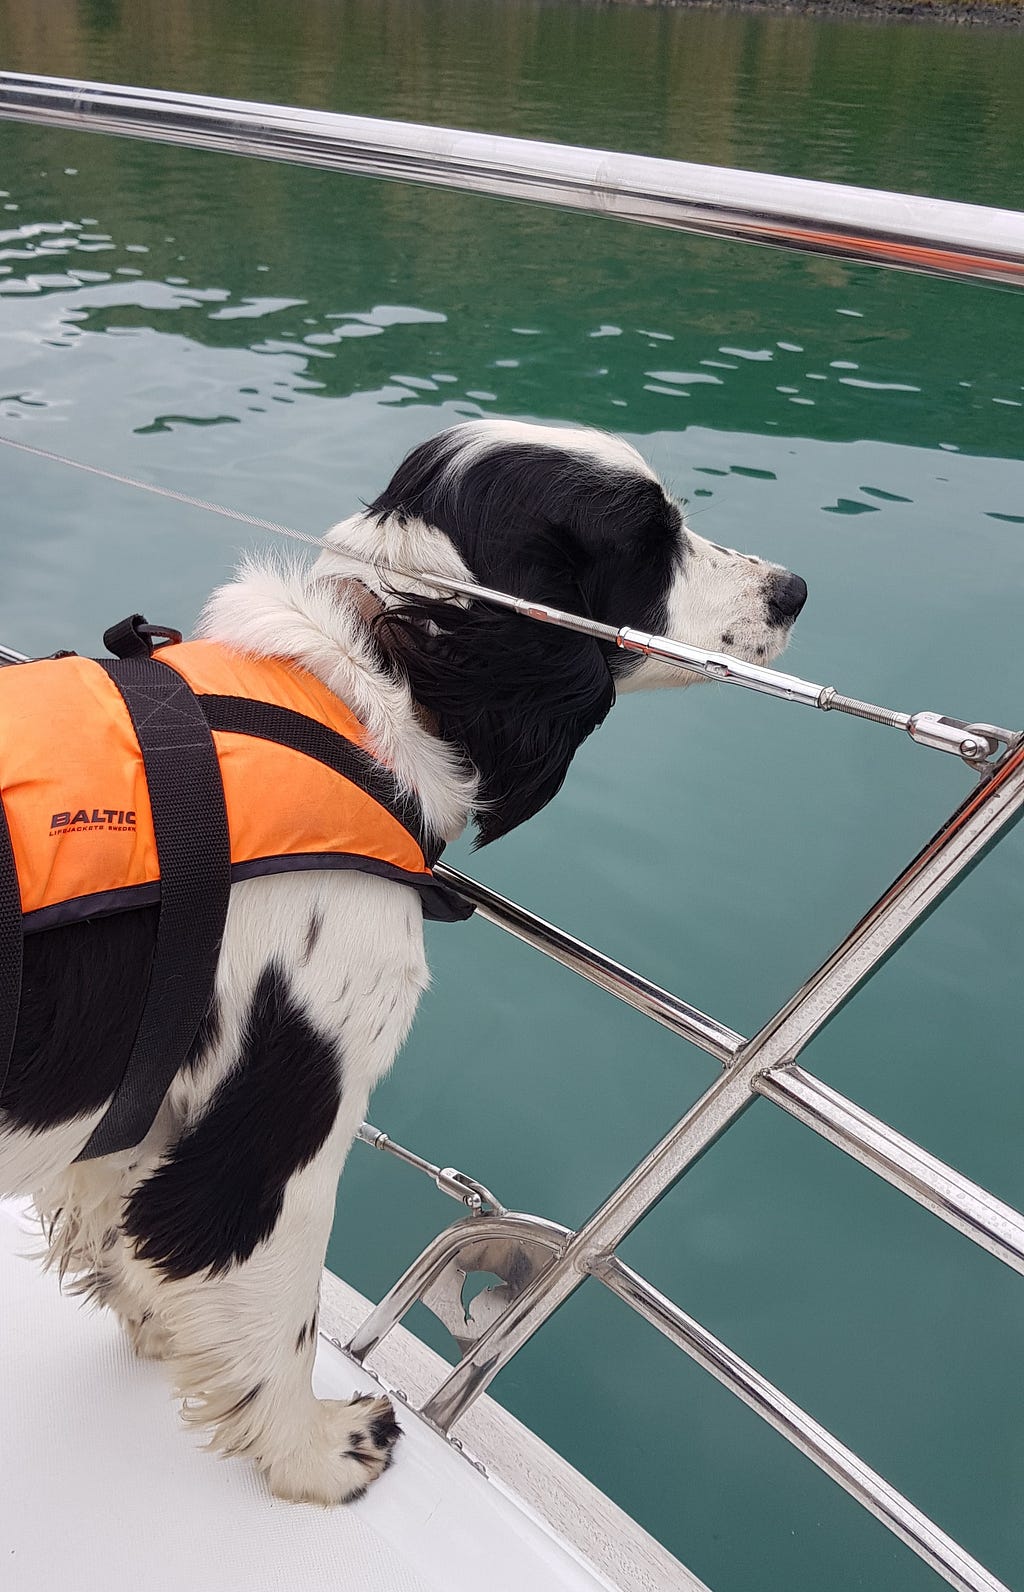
[0, 1199, 617, 1592]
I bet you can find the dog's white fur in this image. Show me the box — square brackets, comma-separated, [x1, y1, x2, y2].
[2, 419, 802, 1504]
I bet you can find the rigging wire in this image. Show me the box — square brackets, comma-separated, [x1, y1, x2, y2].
[0, 431, 1014, 766]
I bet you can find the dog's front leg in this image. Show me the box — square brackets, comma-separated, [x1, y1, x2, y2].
[116, 935, 422, 1503]
[124, 1077, 399, 1502]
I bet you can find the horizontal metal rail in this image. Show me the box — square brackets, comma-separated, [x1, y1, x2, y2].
[436, 864, 1024, 1275]
[1, 73, 1024, 287]
[435, 863, 745, 1064]
[595, 1256, 1008, 1592]
[758, 1066, 1024, 1275]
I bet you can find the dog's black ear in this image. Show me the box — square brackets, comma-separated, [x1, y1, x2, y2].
[369, 427, 683, 842]
[377, 600, 615, 847]
[369, 433, 682, 637]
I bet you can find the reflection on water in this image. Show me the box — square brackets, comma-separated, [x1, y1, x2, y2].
[4, 0, 1024, 203]
[3, 197, 1023, 458]
[2, 5, 1024, 1592]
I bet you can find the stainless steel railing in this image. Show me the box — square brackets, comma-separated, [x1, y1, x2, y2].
[431, 862, 1024, 1278]
[420, 745, 1024, 1434]
[353, 746, 1024, 1592]
[3, 74, 1024, 1592]
[2, 73, 1024, 288]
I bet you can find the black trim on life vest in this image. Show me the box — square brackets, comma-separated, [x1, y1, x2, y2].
[75, 657, 231, 1161]
[23, 882, 164, 934]
[21, 854, 474, 934]
[0, 795, 22, 1104]
[228, 853, 475, 923]
[197, 692, 440, 866]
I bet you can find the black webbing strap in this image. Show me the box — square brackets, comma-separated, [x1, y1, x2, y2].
[199, 694, 441, 866]
[75, 656, 231, 1161]
[0, 796, 22, 1105]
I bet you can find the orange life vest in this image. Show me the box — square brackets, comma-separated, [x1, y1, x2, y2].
[0, 624, 470, 1160]
[0, 639, 464, 929]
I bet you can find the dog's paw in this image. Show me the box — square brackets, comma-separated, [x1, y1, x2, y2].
[122, 1309, 173, 1361]
[262, 1394, 402, 1505]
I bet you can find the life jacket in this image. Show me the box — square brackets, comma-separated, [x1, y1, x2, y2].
[0, 618, 472, 1160]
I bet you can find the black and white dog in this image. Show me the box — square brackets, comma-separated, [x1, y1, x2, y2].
[0, 418, 805, 1503]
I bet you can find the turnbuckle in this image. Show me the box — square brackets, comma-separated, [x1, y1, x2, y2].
[614, 626, 1019, 770]
[818, 689, 1018, 769]
[357, 1122, 506, 1217]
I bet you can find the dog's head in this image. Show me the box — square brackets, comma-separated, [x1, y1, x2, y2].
[328, 419, 805, 845]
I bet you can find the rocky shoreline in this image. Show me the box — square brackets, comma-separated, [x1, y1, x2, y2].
[602, 0, 1024, 24]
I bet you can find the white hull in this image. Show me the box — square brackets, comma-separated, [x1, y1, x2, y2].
[1, 1199, 698, 1592]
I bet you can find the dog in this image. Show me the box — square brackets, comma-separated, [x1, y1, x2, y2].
[0, 418, 805, 1503]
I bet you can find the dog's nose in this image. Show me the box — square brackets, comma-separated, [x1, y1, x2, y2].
[767, 570, 808, 626]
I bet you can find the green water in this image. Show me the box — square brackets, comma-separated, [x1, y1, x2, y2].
[2, 3, 1023, 1587]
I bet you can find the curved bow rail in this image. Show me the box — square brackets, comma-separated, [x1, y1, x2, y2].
[2, 75, 1023, 1592]
[1, 72, 1024, 287]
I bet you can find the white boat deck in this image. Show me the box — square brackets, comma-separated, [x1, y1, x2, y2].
[1, 1199, 701, 1592]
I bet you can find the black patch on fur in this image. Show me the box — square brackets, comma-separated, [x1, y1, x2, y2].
[370, 995, 397, 1045]
[227, 1381, 264, 1417]
[123, 962, 341, 1279]
[370, 1407, 402, 1448]
[301, 911, 324, 966]
[1, 906, 158, 1130]
[721, 632, 734, 647]
[371, 428, 682, 845]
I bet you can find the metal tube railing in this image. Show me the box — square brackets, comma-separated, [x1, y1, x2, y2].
[2, 73, 1024, 288]
[421, 741, 1024, 1432]
[596, 1256, 1009, 1592]
[435, 863, 745, 1064]
[757, 1066, 1024, 1275]
[435, 864, 1024, 1278]
[347, 1211, 569, 1366]
[346, 1205, 1009, 1591]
